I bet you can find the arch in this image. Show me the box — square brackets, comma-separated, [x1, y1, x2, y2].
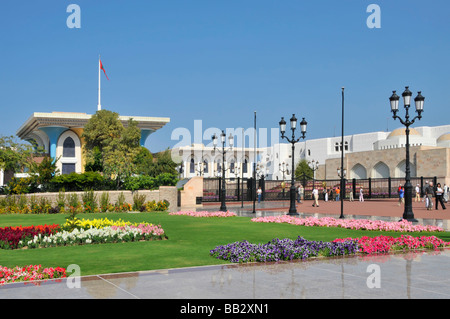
[395, 160, 416, 178]
[63, 137, 76, 157]
[203, 158, 209, 175]
[350, 163, 367, 179]
[372, 161, 390, 178]
[56, 130, 82, 174]
[189, 158, 195, 174]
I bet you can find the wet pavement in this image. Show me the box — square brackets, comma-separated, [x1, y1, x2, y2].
[2, 199, 450, 301]
[2, 249, 450, 300]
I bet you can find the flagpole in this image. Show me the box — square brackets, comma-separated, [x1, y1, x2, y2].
[98, 55, 101, 111]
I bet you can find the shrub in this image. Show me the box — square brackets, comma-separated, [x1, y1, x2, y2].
[132, 192, 146, 211]
[81, 189, 98, 214]
[99, 192, 110, 212]
[50, 172, 105, 192]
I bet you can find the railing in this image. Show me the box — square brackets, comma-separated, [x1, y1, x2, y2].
[201, 176, 445, 202]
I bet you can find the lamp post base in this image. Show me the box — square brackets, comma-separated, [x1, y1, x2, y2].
[287, 186, 299, 216]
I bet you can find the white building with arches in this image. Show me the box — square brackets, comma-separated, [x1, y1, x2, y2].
[174, 124, 450, 185]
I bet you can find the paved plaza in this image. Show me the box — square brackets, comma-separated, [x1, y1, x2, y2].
[1, 198, 450, 300]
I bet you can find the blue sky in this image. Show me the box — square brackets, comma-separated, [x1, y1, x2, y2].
[1, 0, 449, 153]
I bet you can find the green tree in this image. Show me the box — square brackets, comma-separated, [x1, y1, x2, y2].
[149, 149, 179, 176]
[0, 135, 35, 173]
[294, 159, 314, 182]
[134, 146, 154, 175]
[82, 110, 141, 188]
[29, 155, 60, 191]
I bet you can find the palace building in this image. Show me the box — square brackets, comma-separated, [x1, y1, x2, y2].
[0, 111, 169, 185]
[173, 124, 450, 186]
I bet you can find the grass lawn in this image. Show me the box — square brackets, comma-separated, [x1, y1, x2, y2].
[1, 212, 449, 276]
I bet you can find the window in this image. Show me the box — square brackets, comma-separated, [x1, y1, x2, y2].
[62, 163, 76, 175]
[190, 158, 195, 174]
[63, 137, 75, 157]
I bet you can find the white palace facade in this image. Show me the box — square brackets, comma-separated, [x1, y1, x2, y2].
[173, 124, 450, 185]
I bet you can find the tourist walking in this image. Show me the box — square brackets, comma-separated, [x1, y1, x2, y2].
[349, 189, 354, 202]
[257, 187, 262, 204]
[335, 187, 340, 201]
[324, 188, 329, 202]
[425, 181, 434, 210]
[435, 183, 446, 210]
[312, 187, 319, 207]
[359, 187, 364, 202]
[424, 181, 429, 208]
[415, 184, 421, 202]
[398, 186, 404, 206]
[297, 185, 303, 203]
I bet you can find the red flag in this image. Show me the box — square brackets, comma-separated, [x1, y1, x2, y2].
[100, 59, 109, 80]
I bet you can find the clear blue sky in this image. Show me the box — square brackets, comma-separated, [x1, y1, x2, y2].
[1, 0, 449, 153]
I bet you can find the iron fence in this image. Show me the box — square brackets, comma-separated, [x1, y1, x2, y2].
[201, 176, 445, 202]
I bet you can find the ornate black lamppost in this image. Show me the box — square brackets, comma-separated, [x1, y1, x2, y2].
[389, 86, 424, 221]
[279, 114, 307, 216]
[212, 130, 234, 212]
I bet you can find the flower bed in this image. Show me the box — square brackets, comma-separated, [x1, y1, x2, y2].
[333, 235, 448, 254]
[0, 265, 67, 285]
[251, 215, 444, 232]
[210, 237, 359, 263]
[61, 217, 153, 231]
[210, 235, 450, 263]
[169, 211, 237, 218]
[0, 224, 60, 249]
[24, 224, 166, 249]
[0, 219, 166, 250]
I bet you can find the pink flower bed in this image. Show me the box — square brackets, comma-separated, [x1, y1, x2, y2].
[0, 264, 66, 285]
[110, 224, 166, 236]
[333, 235, 449, 254]
[169, 211, 237, 218]
[251, 215, 444, 232]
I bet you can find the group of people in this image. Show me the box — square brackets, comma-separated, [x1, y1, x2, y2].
[256, 181, 448, 211]
[415, 181, 448, 211]
[299, 185, 365, 207]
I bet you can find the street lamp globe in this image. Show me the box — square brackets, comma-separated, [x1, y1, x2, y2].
[300, 118, 307, 137]
[402, 86, 412, 107]
[390, 91, 400, 113]
[290, 114, 297, 130]
[279, 117, 286, 136]
[415, 91, 425, 113]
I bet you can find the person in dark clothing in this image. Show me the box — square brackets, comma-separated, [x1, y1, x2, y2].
[435, 183, 446, 210]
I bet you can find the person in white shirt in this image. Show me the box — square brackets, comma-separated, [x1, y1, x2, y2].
[415, 184, 421, 202]
[312, 188, 319, 207]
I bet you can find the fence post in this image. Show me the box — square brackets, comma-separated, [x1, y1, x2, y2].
[237, 177, 240, 202]
[352, 178, 356, 199]
[420, 176, 424, 196]
[368, 177, 372, 199]
[388, 177, 391, 198]
[218, 177, 222, 203]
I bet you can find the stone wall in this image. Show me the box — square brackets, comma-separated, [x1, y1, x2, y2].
[0, 186, 178, 212]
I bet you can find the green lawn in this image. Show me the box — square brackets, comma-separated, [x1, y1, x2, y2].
[1, 212, 449, 276]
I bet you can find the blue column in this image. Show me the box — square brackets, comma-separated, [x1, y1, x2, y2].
[140, 129, 154, 147]
[39, 127, 68, 160]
